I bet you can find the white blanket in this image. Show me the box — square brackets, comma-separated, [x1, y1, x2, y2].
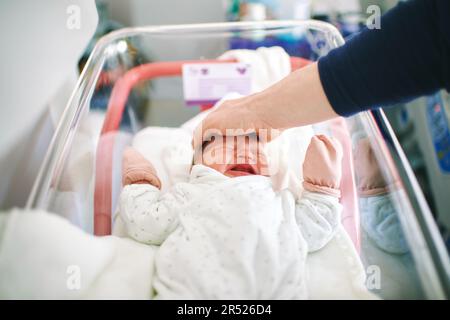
[0, 206, 375, 299]
[0, 209, 155, 299]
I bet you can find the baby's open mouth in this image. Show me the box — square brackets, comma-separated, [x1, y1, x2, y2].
[225, 164, 257, 177]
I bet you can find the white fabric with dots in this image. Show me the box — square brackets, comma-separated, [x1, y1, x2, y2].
[119, 164, 343, 299]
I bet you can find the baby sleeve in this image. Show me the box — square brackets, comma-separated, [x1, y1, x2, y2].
[119, 184, 182, 245]
[295, 190, 342, 252]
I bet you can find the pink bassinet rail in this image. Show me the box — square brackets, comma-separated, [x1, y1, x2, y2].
[94, 56, 360, 252]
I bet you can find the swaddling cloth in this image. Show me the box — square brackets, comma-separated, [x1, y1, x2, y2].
[118, 165, 341, 299]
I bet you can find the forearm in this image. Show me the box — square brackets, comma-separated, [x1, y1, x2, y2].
[197, 0, 449, 139]
[248, 63, 338, 129]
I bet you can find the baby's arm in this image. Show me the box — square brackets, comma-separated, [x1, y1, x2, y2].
[295, 135, 343, 252]
[119, 147, 179, 245]
[119, 184, 180, 245]
[295, 191, 342, 252]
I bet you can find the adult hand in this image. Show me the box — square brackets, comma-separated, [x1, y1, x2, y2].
[193, 63, 339, 151]
[194, 93, 279, 143]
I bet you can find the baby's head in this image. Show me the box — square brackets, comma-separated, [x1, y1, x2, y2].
[194, 133, 269, 177]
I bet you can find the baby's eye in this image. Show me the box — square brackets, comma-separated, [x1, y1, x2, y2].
[201, 140, 211, 151]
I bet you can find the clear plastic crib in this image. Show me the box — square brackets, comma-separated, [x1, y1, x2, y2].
[27, 20, 450, 299]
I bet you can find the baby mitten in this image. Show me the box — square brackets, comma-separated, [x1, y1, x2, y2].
[122, 147, 161, 189]
[354, 138, 390, 196]
[303, 135, 343, 197]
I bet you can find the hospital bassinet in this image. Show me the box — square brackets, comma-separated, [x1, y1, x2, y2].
[27, 21, 449, 299]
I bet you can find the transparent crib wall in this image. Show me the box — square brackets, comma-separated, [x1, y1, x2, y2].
[346, 111, 450, 299]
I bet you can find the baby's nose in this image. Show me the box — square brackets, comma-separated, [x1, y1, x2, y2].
[235, 148, 256, 163]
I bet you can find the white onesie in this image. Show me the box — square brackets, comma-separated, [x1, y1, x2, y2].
[118, 164, 342, 299]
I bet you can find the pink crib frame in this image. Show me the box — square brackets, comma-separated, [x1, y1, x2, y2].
[94, 57, 360, 252]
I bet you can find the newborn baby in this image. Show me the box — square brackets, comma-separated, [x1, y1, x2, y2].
[118, 134, 343, 299]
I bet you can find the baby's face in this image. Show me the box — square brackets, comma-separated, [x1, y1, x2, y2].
[194, 134, 269, 177]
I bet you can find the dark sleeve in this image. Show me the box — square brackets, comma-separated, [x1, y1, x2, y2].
[318, 0, 450, 116]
